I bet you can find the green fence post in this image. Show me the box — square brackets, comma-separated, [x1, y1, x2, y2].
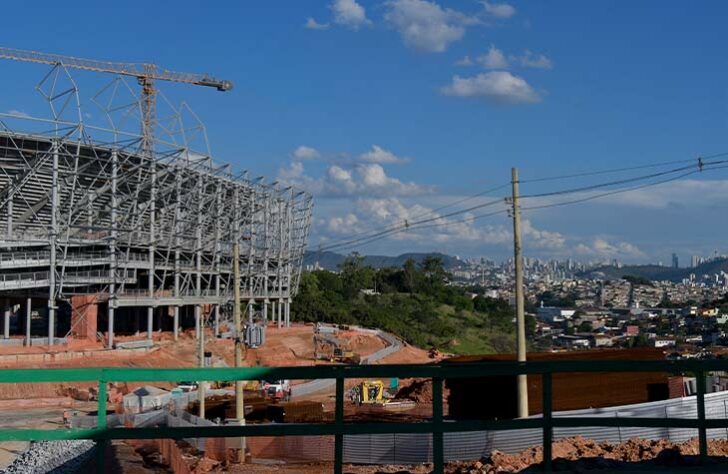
[432, 376, 444, 474]
[542, 372, 552, 472]
[95, 379, 108, 474]
[697, 370, 708, 462]
[335, 377, 344, 474]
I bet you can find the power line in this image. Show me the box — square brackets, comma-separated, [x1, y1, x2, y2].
[315, 196, 507, 253]
[521, 158, 728, 199]
[326, 207, 511, 254]
[314, 182, 510, 249]
[519, 153, 728, 184]
[309, 156, 728, 254]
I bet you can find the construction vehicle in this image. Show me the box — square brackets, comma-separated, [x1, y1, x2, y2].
[261, 379, 292, 402]
[351, 380, 387, 405]
[314, 333, 360, 364]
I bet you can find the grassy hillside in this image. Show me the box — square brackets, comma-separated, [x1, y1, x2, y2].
[291, 254, 529, 355]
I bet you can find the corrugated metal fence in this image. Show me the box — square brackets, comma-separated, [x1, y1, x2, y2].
[246, 391, 728, 464]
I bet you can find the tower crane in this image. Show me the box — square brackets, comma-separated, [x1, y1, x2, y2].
[0, 46, 233, 153]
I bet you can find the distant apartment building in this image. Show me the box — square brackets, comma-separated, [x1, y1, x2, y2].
[536, 305, 576, 322]
[653, 338, 676, 348]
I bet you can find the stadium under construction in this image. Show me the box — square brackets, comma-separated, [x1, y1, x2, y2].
[0, 49, 313, 349]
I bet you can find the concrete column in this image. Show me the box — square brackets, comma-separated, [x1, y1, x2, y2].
[147, 307, 153, 342]
[248, 299, 255, 325]
[277, 298, 282, 329]
[195, 307, 200, 340]
[25, 298, 31, 346]
[108, 304, 115, 349]
[285, 298, 291, 327]
[4, 299, 10, 339]
[263, 300, 269, 323]
[173, 306, 179, 340]
[213, 305, 219, 337]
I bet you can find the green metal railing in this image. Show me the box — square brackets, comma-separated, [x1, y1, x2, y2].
[0, 359, 726, 473]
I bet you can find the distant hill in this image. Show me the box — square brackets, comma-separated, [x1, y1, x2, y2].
[303, 250, 463, 271]
[577, 257, 728, 282]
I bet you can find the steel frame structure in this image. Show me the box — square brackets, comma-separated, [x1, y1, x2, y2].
[0, 64, 312, 347]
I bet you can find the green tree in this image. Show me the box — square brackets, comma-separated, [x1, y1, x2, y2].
[403, 258, 419, 293]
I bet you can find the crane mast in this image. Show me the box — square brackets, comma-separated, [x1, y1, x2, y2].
[0, 46, 233, 153]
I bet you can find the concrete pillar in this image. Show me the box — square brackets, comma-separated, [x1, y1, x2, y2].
[248, 299, 255, 325]
[285, 298, 291, 327]
[147, 307, 153, 342]
[25, 298, 31, 346]
[70, 295, 97, 341]
[277, 298, 282, 329]
[213, 305, 219, 337]
[263, 300, 269, 323]
[173, 306, 180, 341]
[195, 307, 200, 340]
[4, 299, 10, 339]
[108, 304, 115, 348]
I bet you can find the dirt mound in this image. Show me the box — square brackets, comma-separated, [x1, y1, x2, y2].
[449, 436, 728, 473]
[395, 379, 433, 403]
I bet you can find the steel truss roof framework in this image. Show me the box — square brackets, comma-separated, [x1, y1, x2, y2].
[0, 63, 312, 347]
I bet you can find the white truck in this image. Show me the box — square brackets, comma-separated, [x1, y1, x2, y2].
[261, 379, 291, 401]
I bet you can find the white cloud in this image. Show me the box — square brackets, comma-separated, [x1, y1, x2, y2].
[597, 179, 728, 209]
[441, 71, 541, 104]
[522, 220, 566, 250]
[291, 145, 321, 160]
[482, 1, 516, 19]
[305, 17, 330, 30]
[279, 161, 305, 180]
[576, 238, 645, 260]
[514, 50, 553, 69]
[359, 145, 409, 164]
[278, 160, 433, 198]
[5, 109, 30, 118]
[384, 0, 477, 53]
[327, 213, 361, 234]
[477, 44, 509, 69]
[331, 0, 371, 30]
[455, 55, 473, 66]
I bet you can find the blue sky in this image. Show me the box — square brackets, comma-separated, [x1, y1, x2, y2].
[2, 1, 728, 264]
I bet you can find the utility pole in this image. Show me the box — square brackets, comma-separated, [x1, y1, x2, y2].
[197, 305, 205, 419]
[233, 242, 246, 462]
[511, 167, 529, 418]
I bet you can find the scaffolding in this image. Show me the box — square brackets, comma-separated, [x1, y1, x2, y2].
[0, 62, 313, 347]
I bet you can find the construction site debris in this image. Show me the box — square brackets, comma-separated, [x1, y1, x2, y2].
[448, 436, 728, 473]
[2, 440, 95, 474]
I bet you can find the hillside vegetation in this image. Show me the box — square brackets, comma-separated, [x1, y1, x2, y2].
[292, 254, 533, 355]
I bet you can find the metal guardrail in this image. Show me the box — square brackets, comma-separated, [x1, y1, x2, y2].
[0, 359, 724, 473]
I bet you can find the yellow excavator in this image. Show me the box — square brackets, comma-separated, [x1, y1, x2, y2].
[351, 380, 387, 405]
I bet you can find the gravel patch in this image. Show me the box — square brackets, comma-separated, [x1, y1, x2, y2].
[0, 440, 95, 474]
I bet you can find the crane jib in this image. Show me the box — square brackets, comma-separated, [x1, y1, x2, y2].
[0, 46, 233, 91]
